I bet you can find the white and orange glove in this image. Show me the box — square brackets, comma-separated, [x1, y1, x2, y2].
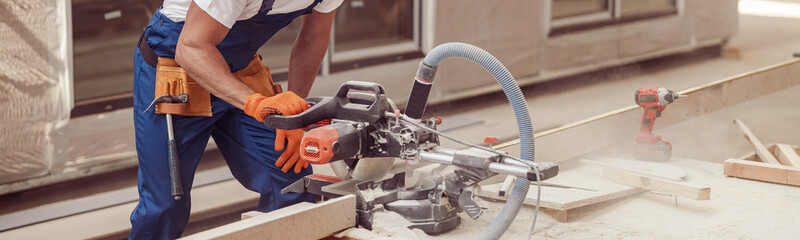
[244, 92, 310, 173]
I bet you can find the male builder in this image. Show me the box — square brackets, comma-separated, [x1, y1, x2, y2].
[131, 0, 342, 238]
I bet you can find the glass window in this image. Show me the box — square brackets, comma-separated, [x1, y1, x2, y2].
[333, 0, 414, 52]
[552, 0, 610, 20]
[619, 0, 677, 18]
[72, 0, 161, 101]
[550, 0, 679, 33]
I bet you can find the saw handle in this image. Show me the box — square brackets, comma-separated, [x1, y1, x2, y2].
[265, 81, 388, 130]
[334, 80, 385, 100]
[264, 96, 335, 130]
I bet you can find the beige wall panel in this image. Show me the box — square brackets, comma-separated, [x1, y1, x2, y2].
[687, 0, 738, 42]
[543, 27, 619, 71]
[618, 16, 692, 59]
[310, 60, 419, 106]
[432, 0, 540, 94]
[0, 0, 71, 184]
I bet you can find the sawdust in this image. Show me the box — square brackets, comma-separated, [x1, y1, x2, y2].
[436, 158, 800, 239]
[359, 187, 387, 202]
[335, 210, 432, 240]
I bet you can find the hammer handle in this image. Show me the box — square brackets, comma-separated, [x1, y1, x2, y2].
[166, 113, 183, 200]
[168, 138, 183, 200]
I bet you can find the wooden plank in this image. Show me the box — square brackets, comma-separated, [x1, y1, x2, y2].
[241, 211, 260, 220]
[580, 159, 685, 182]
[478, 177, 645, 223]
[774, 144, 800, 168]
[602, 169, 711, 200]
[499, 175, 515, 196]
[540, 208, 569, 222]
[476, 166, 647, 212]
[789, 167, 800, 186]
[182, 195, 356, 240]
[723, 158, 800, 187]
[734, 119, 781, 165]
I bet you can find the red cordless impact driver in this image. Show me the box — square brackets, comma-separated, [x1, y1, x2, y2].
[634, 88, 686, 161]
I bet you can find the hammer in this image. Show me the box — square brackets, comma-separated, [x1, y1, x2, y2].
[144, 93, 188, 200]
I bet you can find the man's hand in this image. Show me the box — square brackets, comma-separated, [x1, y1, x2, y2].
[274, 129, 308, 173]
[243, 91, 308, 122]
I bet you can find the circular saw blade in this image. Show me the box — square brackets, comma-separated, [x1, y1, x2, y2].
[330, 157, 396, 181]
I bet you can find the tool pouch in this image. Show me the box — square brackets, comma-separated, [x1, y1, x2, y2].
[153, 55, 282, 117]
[234, 55, 283, 98]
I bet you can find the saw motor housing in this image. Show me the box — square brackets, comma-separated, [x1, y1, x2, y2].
[300, 118, 439, 165]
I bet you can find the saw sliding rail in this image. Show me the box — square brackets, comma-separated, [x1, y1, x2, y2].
[420, 150, 559, 181]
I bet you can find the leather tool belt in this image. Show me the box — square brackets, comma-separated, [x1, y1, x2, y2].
[138, 31, 282, 117]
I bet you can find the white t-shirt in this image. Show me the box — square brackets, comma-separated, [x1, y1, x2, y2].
[160, 0, 343, 28]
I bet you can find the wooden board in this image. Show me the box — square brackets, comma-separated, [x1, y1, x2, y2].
[182, 195, 356, 240]
[498, 175, 515, 196]
[580, 158, 687, 182]
[476, 165, 647, 222]
[601, 169, 711, 200]
[733, 119, 781, 165]
[241, 211, 260, 220]
[774, 144, 800, 168]
[724, 158, 800, 187]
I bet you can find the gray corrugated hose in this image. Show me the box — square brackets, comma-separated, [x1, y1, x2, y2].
[409, 42, 536, 239]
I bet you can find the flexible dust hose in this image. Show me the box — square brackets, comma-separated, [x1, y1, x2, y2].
[405, 42, 535, 240]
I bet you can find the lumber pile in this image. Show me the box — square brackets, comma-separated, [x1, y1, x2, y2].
[724, 119, 800, 186]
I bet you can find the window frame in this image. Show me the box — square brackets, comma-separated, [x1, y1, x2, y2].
[323, 0, 422, 75]
[548, 0, 679, 37]
[550, 0, 614, 29]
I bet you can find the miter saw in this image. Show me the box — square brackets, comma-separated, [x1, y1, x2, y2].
[266, 80, 559, 234]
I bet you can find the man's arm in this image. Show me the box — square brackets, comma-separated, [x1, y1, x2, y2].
[175, 1, 255, 109]
[287, 9, 337, 98]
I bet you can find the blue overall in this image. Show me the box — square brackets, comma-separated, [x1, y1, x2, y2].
[130, 2, 319, 239]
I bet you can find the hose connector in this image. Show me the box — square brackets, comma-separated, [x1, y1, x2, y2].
[405, 62, 438, 120]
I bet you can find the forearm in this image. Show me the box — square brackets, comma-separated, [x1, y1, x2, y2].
[287, 36, 328, 98]
[175, 41, 255, 109]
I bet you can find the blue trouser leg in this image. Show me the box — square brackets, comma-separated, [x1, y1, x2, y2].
[211, 105, 314, 212]
[129, 47, 313, 239]
[130, 47, 215, 239]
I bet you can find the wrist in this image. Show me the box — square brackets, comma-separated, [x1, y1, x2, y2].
[244, 93, 267, 120]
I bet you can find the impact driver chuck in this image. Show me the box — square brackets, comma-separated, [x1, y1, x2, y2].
[634, 88, 686, 161]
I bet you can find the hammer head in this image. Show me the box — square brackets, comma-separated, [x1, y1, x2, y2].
[153, 94, 188, 104]
[143, 94, 189, 113]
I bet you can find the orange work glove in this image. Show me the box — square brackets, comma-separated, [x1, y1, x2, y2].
[274, 129, 309, 173]
[243, 92, 308, 122]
